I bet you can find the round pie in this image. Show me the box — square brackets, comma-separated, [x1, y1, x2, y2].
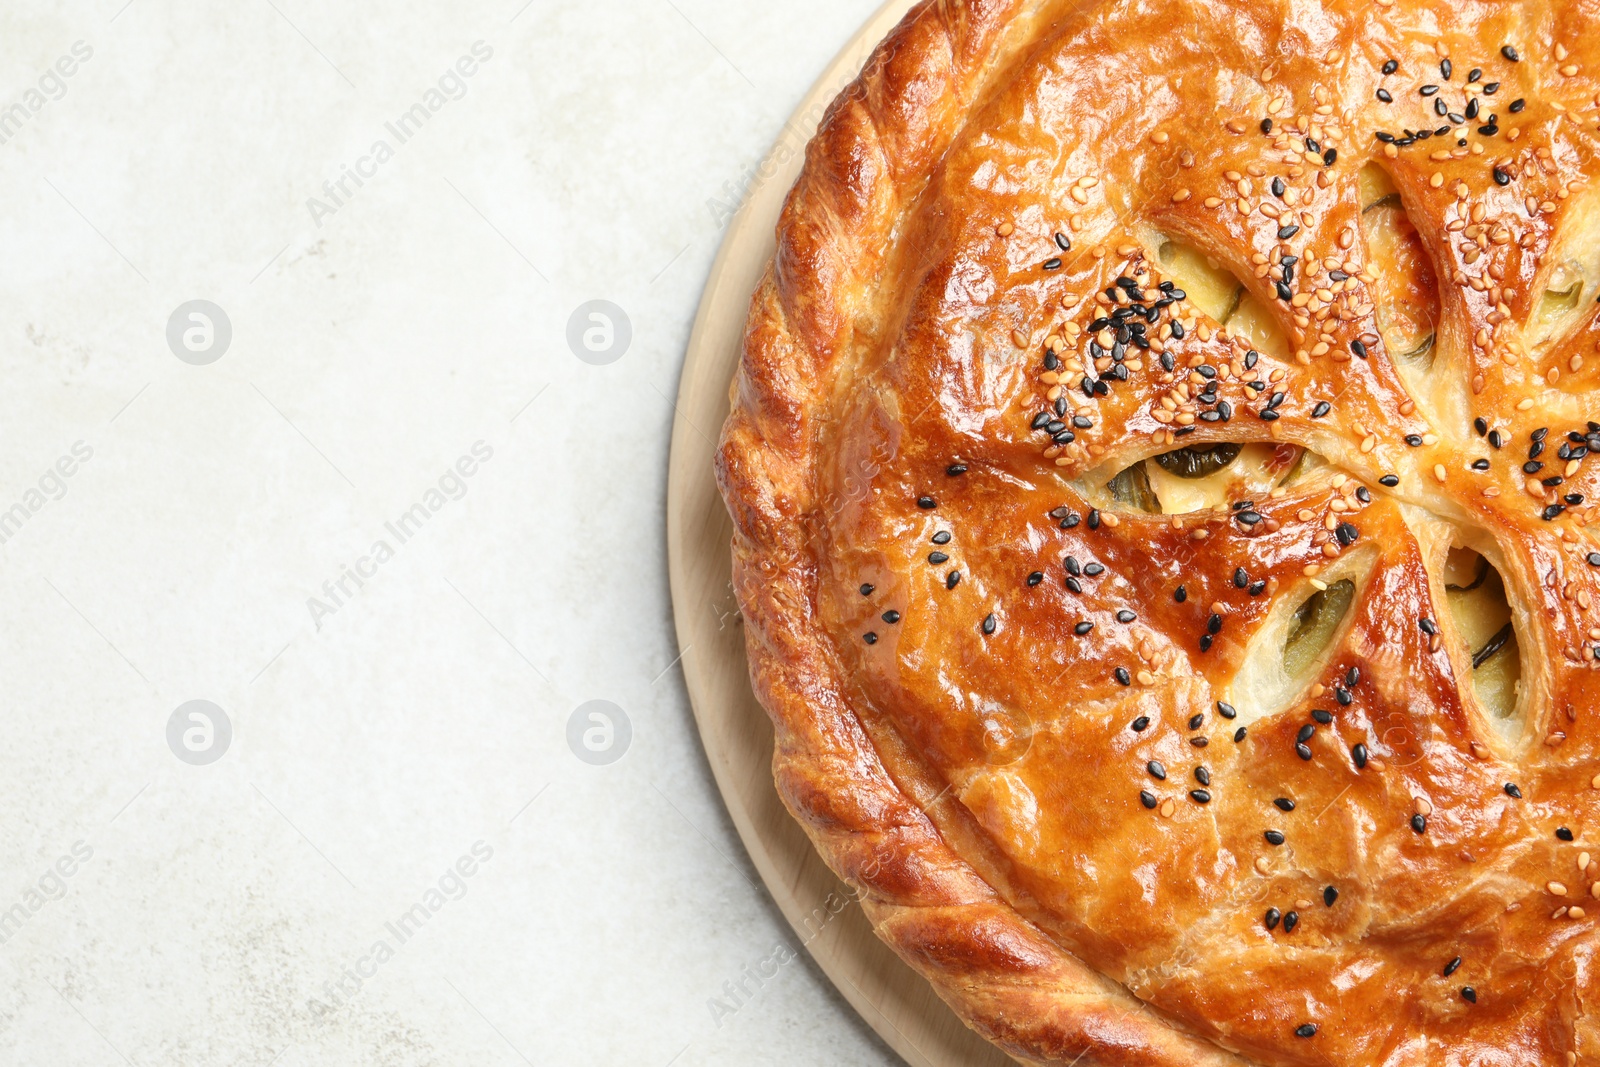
[714, 0, 1600, 1062]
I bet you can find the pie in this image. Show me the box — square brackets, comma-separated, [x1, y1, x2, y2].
[713, 0, 1600, 1062]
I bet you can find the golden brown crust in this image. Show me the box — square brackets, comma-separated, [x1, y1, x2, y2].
[717, 1, 1600, 1063]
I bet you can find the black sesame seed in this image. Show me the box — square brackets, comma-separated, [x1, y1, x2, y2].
[981, 613, 996, 634]
[1272, 176, 1285, 196]
[929, 551, 950, 564]
[881, 610, 900, 624]
[859, 583, 875, 596]
[1509, 97, 1525, 113]
[1312, 401, 1331, 418]
[932, 530, 952, 545]
[1043, 257, 1062, 271]
[1311, 709, 1333, 725]
[1234, 567, 1248, 588]
[1504, 783, 1522, 798]
[1444, 956, 1462, 977]
[1347, 667, 1360, 687]
[1283, 911, 1299, 933]
[946, 571, 961, 589]
[1218, 702, 1237, 720]
[1087, 509, 1101, 528]
[1420, 617, 1438, 635]
[1588, 554, 1600, 568]
[1501, 45, 1519, 61]
[1191, 789, 1211, 804]
[1235, 727, 1247, 743]
[1295, 1024, 1317, 1038]
[1489, 430, 1504, 448]
[1352, 743, 1368, 768]
[1027, 571, 1043, 587]
[1265, 830, 1285, 845]
[1324, 886, 1339, 907]
[1376, 88, 1393, 102]
[1147, 760, 1167, 780]
[1277, 224, 1300, 240]
[1420, 84, 1439, 96]
[1115, 667, 1131, 686]
[1265, 907, 1281, 930]
[1190, 737, 1209, 748]
[1484, 81, 1499, 93]
[863, 632, 878, 644]
[917, 496, 936, 509]
[1117, 609, 1137, 624]
[1188, 713, 1204, 731]
[1382, 59, 1398, 74]
[1492, 166, 1511, 186]
[1275, 797, 1296, 812]
[947, 463, 967, 476]
[1323, 148, 1337, 166]
[1461, 987, 1477, 1004]
[1297, 724, 1315, 743]
[1412, 813, 1427, 833]
[1207, 614, 1222, 635]
[1194, 768, 1211, 788]
[1380, 474, 1399, 487]
[1441, 59, 1452, 79]
[1140, 790, 1157, 809]
[1558, 827, 1575, 841]
[1054, 232, 1071, 251]
[1296, 743, 1313, 761]
[1065, 577, 1082, 593]
[1083, 563, 1105, 577]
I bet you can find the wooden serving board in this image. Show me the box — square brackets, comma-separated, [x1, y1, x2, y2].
[665, 2, 1015, 1064]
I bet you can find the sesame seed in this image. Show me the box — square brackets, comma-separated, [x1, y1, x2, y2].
[1274, 797, 1295, 811]
[1175, 585, 1187, 602]
[1505, 783, 1522, 798]
[946, 571, 960, 589]
[1412, 813, 1428, 833]
[981, 613, 996, 635]
[1075, 621, 1094, 635]
[1461, 987, 1477, 1003]
[1311, 709, 1333, 725]
[1296, 743, 1313, 761]
[1284, 911, 1299, 932]
[1235, 727, 1247, 743]
[1265, 908, 1281, 929]
[1558, 827, 1575, 841]
[863, 632, 878, 644]
[1377, 88, 1393, 102]
[1265, 830, 1286, 845]
[1509, 98, 1525, 113]
[1148, 760, 1167, 780]
[929, 551, 949, 564]
[1140, 790, 1157, 809]
[1190, 789, 1211, 803]
[1352, 743, 1368, 768]
[1188, 713, 1204, 730]
[1218, 702, 1237, 719]
[859, 584, 875, 596]
[1493, 166, 1511, 185]
[1115, 667, 1131, 686]
[1382, 59, 1398, 74]
[1444, 956, 1462, 976]
[881, 610, 900, 624]
[932, 530, 952, 545]
[1027, 571, 1043, 586]
[1501, 45, 1520, 61]
[1295, 1023, 1317, 1038]
[1131, 716, 1150, 732]
[1324, 886, 1339, 906]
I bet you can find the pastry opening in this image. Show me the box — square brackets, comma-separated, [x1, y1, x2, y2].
[1443, 545, 1524, 742]
[1155, 238, 1290, 361]
[1528, 185, 1600, 354]
[1359, 163, 1439, 372]
[1224, 551, 1372, 728]
[1101, 441, 1324, 515]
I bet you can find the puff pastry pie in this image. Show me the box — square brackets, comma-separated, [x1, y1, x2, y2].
[716, 0, 1600, 1062]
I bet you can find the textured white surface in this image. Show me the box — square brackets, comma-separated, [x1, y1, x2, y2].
[0, 2, 898, 1064]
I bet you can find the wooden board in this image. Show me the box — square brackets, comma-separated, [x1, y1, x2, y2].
[665, 3, 1015, 1065]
